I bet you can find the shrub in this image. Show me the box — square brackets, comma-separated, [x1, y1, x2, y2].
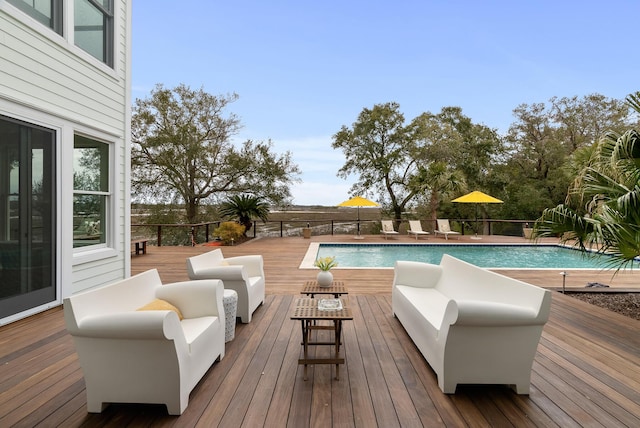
[214, 221, 245, 245]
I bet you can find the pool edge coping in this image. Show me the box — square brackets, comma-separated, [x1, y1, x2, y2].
[299, 241, 627, 270]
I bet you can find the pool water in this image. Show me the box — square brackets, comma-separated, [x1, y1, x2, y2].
[314, 243, 618, 269]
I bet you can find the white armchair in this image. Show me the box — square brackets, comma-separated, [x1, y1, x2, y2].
[186, 249, 265, 323]
[63, 269, 225, 415]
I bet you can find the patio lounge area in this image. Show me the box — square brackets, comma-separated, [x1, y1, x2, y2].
[1, 235, 639, 427]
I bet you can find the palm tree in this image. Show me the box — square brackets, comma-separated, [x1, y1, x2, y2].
[533, 92, 640, 269]
[422, 162, 466, 226]
[218, 195, 270, 236]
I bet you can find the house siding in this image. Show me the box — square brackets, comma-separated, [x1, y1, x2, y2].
[0, 0, 131, 321]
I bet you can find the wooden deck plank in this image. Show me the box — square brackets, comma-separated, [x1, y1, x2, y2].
[220, 296, 292, 427]
[361, 295, 423, 427]
[535, 351, 640, 427]
[339, 299, 378, 428]
[0, 235, 639, 427]
[241, 295, 296, 427]
[195, 298, 280, 427]
[349, 296, 401, 427]
[310, 328, 334, 428]
[261, 301, 304, 427]
[370, 295, 445, 427]
[532, 360, 612, 427]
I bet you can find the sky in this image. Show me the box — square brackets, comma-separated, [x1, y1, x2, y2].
[132, 1, 640, 206]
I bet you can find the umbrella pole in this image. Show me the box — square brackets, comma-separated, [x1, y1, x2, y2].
[472, 204, 482, 240]
[355, 206, 364, 239]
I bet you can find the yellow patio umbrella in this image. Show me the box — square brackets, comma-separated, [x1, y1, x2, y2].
[337, 196, 379, 238]
[452, 191, 503, 238]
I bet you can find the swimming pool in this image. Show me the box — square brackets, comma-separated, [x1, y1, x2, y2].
[304, 243, 621, 269]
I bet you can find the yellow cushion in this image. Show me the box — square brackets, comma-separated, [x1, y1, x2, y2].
[137, 298, 184, 320]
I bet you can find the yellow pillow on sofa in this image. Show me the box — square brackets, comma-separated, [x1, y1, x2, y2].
[137, 298, 184, 320]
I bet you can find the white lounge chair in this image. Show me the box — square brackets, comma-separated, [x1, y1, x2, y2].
[434, 219, 461, 240]
[407, 220, 429, 240]
[381, 220, 400, 239]
[186, 249, 265, 323]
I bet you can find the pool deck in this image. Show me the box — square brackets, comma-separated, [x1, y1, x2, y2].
[138, 233, 640, 292]
[1, 234, 638, 426]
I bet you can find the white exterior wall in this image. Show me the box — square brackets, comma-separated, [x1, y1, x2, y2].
[0, 0, 132, 322]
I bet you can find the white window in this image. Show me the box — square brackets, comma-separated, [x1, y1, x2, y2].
[74, 0, 113, 66]
[6, 0, 63, 35]
[73, 135, 110, 248]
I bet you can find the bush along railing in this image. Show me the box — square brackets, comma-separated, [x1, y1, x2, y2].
[132, 219, 535, 246]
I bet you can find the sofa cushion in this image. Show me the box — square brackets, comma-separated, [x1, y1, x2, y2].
[137, 298, 184, 320]
[395, 285, 451, 331]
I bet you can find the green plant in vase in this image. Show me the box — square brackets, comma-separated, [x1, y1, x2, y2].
[314, 256, 338, 287]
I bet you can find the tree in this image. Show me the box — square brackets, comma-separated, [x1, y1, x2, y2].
[550, 94, 629, 151]
[218, 194, 270, 235]
[501, 93, 632, 219]
[416, 161, 466, 225]
[332, 102, 417, 220]
[407, 111, 467, 222]
[534, 92, 640, 270]
[416, 107, 503, 224]
[333, 103, 501, 223]
[131, 84, 300, 223]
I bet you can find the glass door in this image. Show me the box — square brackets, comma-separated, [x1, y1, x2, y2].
[0, 116, 56, 319]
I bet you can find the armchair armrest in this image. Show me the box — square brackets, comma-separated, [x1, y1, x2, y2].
[74, 311, 183, 339]
[157, 279, 224, 319]
[191, 265, 246, 281]
[225, 255, 264, 277]
[393, 261, 442, 288]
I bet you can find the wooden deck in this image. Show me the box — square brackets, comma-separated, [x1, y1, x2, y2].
[1, 235, 639, 427]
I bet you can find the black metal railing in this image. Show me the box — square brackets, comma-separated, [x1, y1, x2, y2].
[132, 219, 535, 246]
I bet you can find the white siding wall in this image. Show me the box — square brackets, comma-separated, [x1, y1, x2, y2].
[0, 0, 131, 310]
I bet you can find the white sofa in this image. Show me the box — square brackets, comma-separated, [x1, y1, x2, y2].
[63, 269, 225, 415]
[392, 254, 551, 394]
[186, 249, 265, 323]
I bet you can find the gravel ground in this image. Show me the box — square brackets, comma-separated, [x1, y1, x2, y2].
[570, 293, 640, 321]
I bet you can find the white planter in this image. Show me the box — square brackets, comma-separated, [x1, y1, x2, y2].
[317, 270, 333, 287]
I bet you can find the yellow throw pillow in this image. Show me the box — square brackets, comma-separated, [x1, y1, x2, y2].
[137, 298, 184, 320]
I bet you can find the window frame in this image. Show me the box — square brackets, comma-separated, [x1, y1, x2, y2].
[6, 0, 63, 35]
[72, 133, 113, 253]
[73, 0, 114, 67]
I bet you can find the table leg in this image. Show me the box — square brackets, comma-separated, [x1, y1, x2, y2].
[301, 320, 309, 380]
[335, 320, 342, 380]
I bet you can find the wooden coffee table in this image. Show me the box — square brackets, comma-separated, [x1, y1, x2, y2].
[301, 280, 348, 298]
[291, 298, 353, 380]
